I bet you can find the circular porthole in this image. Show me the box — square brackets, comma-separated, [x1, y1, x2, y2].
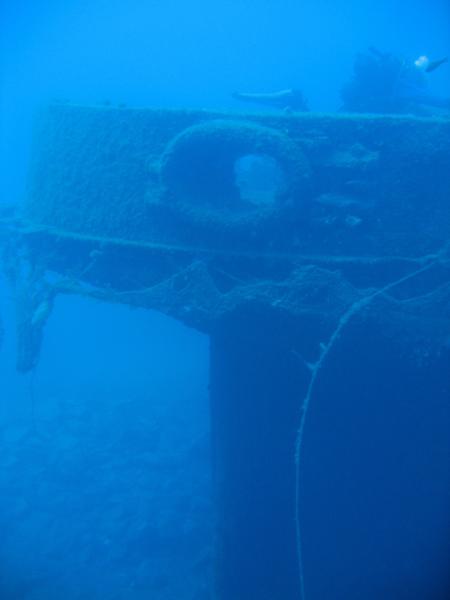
[159, 120, 310, 214]
[234, 153, 287, 207]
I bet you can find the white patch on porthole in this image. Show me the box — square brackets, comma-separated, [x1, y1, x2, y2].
[234, 154, 287, 207]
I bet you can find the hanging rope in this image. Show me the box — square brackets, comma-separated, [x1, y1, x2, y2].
[293, 244, 449, 600]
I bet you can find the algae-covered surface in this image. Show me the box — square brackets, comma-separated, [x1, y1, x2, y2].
[1, 105, 450, 600]
[24, 106, 450, 257]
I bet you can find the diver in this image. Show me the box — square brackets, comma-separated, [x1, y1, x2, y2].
[341, 47, 449, 115]
[232, 88, 308, 112]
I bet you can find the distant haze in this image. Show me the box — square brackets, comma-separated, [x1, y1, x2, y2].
[1, 0, 450, 203]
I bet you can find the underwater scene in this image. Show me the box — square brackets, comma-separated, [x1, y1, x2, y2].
[1, 1, 450, 599]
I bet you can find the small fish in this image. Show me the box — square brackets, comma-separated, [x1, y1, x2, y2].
[345, 214, 362, 227]
[426, 57, 448, 73]
[31, 300, 52, 327]
[315, 192, 362, 209]
[232, 88, 308, 111]
[414, 55, 448, 73]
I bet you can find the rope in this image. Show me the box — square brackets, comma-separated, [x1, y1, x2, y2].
[293, 246, 448, 600]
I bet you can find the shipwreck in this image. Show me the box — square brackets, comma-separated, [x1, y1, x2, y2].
[1, 105, 449, 599]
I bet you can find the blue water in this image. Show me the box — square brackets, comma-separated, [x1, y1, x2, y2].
[1, 1, 450, 599]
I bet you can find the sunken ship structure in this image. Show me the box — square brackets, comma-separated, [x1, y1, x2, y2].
[1, 105, 450, 599]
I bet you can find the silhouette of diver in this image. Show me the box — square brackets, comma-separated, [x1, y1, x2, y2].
[341, 47, 449, 114]
[232, 88, 308, 111]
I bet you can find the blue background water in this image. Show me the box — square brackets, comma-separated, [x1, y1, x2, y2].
[1, 1, 450, 598]
[2, 0, 450, 205]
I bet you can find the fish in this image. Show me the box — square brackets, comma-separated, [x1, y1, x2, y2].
[414, 55, 448, 73]
[315, 192, 374, 211]
[425, 57, 448, 73]
[232, 88, 308, 111]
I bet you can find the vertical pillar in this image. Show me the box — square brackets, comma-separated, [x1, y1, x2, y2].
[209, 308, 310, 600]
